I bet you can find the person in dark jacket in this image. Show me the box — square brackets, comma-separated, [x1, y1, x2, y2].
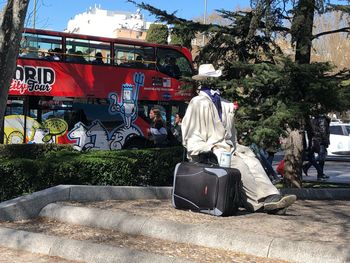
[172, 112, 183, 144]
[302, 115, 331, 180]
[92, 52, 104, 64]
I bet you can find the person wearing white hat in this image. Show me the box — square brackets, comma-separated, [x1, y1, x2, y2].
[181, 64, 296, 214]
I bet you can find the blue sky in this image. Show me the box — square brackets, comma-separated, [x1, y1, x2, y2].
[22, 0, 249, 31]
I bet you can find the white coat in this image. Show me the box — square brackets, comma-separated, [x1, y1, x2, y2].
[182, 91, 279, 211]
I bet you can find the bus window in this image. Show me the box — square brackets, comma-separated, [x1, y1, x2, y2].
[6, 99, 24, 116]
[114, 44, 155, 69]
[66, 38, 111, 64]
[20, 32, 62, 59]
[156, 48, 193, 79]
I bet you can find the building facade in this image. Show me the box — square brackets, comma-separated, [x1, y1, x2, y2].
[65, 5, 151, 39]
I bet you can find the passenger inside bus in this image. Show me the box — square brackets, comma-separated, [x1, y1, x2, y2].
[66, 49, 76, 62]
[162, 56, 181, 78]
[92, 52, 104, 64]
[133, 55, 145, 68]
[74, 51, 87, 63]
[45, 48, 62, 61]
[19, 47, 38, 59]
[118, 56, 130, 67]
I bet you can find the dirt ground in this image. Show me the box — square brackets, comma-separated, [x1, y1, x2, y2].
[58, 199, 350, 245]
[0, 199, 348, 263]
[0, 218, 290, 263]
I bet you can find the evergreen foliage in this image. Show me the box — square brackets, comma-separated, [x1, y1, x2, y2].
[170, 24, 195, 49]
[146, 23, 169, 44]
[129, 0, 350, 152]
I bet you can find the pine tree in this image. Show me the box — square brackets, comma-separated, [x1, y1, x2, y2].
[146, 24, 168, 44]
[129, 0, 350, 187]
[170, 24, 195, 49]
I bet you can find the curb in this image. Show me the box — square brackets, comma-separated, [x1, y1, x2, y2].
[0, 185, 172, 221]
[39, 203, 349, 263]
[0, 226, 191, 263]
[1, 185, 349, 222]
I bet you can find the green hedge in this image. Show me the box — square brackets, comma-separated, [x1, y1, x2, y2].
[0, 144, 184, 202]
[0, 144, 75, 159]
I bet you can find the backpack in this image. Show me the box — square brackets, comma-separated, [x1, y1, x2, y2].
[309, 116, 330, 147]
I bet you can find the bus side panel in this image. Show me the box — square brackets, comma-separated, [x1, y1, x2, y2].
[9, 59, 193, 101]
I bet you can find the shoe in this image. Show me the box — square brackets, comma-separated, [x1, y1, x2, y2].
[264, 194, 297, 211]
[302, 165, 308, 176]
[317, 174, 329, 180]
[266, 207, 288, 215]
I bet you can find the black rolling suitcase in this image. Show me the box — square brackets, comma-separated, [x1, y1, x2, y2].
[172, 162, 241, 216]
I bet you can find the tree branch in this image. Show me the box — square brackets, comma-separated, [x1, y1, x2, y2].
[312, 27, 350, 39]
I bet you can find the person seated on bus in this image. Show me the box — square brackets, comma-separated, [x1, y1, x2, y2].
[66, 48, 76, 62]
[144, 55, 155, 69]
[19, 47, 38, 58]
[38, 51, 46, 59]
[92, 52, 104, 64]
[163, 56, 181, 78]
[19, 48, 28, 57]
[147, 107, 168, 147]
[118, 56, 130, 67]
[74, 51, 87, 63]
[133, 55, 145, 68]
[45, 48, 62, 61]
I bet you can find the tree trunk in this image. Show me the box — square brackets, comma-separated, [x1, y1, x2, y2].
[0, 0, 29, 138]
[284, 130, 303, 188]
[293, 0, 315, 64]
[283, 0, 315, 186]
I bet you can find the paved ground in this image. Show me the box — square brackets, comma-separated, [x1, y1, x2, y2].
[0, 246, 82, 263]
[273, 153, 350, 184]
[301, 160, 350, 184]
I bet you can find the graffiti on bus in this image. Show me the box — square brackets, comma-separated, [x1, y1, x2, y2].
[68, 120, 142, 151]
[5, 114, 143, 150]
[67, 72, 145, 151]
[4, 115, 67, 144]
[5, 73, 146, 150]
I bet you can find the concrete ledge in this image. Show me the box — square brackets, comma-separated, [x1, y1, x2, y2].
[281, 188, 350, 200]
[0, 185, 172, 221]
[268, 238, 349, 263]
[39, 203, 350, 263]
[1, 185, 349, 222]
[0, 227, 191, 263]
[69, 185, 172, 201]
[0, 185, 71, 221]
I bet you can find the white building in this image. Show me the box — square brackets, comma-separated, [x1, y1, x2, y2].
[65, 5, 152, 38]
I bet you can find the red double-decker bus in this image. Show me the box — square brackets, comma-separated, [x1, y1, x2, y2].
[3, 28, 194, 150]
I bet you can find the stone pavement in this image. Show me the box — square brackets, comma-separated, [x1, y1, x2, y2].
[0, 185, 349, 263]
[0, 246, 82, 263]
[273, 153, 350, 185]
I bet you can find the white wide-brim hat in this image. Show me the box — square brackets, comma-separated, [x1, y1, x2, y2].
[192, 64, 222, 80]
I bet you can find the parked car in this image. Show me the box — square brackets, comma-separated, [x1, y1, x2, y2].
[327, 122, 350, 157]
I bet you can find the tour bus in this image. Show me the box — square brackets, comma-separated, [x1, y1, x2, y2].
[3, 28, 194, 150]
